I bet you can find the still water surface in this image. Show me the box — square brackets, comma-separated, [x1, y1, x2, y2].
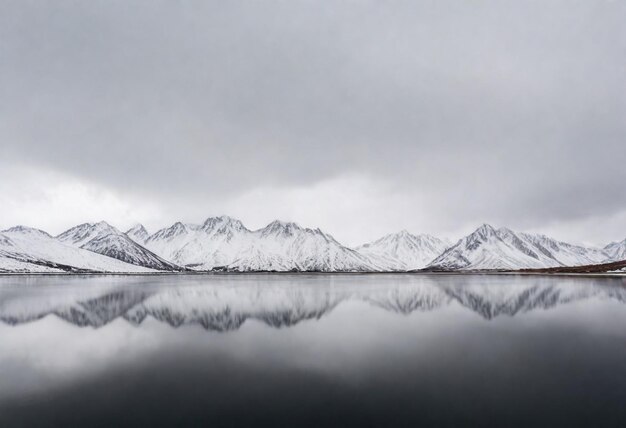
[1, 274, 625, 427]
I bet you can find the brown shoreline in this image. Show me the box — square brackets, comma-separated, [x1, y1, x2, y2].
[517, 259, 626, 274]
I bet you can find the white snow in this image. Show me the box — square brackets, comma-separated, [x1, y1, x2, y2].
[0, 218, 623, 273]
[604, 238, 626, 262]
[125, 224, 150, 244]
[0, 227, 156, 273]
[356, 230, 451, 270]
[427, 224, 612, 271]
[144, 217, 377, 272]
[58, 222, 180, 271]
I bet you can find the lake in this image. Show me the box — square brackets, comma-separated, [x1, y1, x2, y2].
[1, 273, 625, 427]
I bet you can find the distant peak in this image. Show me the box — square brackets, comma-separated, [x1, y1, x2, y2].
[93, 220, 117, 231]
[2, 225, 52, 238]
[378, 230, 412, 241]
[261, 220, 303, 236]
[146, 221, 190, 242]
[474, 223, 497, 234]
[203, 215, 226, 224]
[169, 221, 188, 232]
[126, 224, 150, 242]
[463, 224, 499, 244]
[127, 223, 148, 233]
[68, 221, 115, 232]
[267, 220, 301, 229]
[203, 215, 244, 227]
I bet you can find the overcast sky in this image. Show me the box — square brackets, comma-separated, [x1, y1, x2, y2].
[1, 0, 625, 246]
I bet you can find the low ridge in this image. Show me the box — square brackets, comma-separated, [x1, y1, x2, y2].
[58, 222, 183, 271]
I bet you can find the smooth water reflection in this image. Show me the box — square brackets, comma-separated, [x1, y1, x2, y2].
[1, 274, 625, 427]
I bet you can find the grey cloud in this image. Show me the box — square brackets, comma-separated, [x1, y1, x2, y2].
[0, 0, 625, 234]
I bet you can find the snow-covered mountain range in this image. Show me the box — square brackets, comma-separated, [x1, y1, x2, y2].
[134, 216, 375, 272]
[426, 224, 612, 271]
[0, 218, 623, 273]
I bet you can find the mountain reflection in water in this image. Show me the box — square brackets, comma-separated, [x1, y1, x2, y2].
[1, 274, 626, 428]
[1, 274, 625, 330]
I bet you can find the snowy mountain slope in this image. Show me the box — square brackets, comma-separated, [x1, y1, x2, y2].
[356, 230, 450, 270]
[0, 226, 155, 273]
[58, 222, 182, 271]
[226, 221, 377, 272]
[143, 216, 253, 269]
[604, 238, 626, 262]
[144, 217, 379, 272]
[125, 224, 150, 244]
[427, 224, 547, 270]
[426, 224, 611, 271]
[144, 221, 194, 261]
[518, 232, 608, 266]
[0, 232, 65, 273]
[170, 217, 253, 269]
[0, 255, 65, 273]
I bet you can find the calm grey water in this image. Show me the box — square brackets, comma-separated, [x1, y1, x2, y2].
[1, 274, 625, 427]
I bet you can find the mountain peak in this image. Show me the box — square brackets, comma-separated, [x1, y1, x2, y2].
[57, 222, 183, 271]
[202, 216, 248, 233]
[127, 224, 148, 234]
[93, 221, 118, 234]
[170, 222, 188, 233]
[261, 220, 303, 236]
[57, 222, 124, 248]
[476, 223, 497, 233]
[270, 219, 300, 227]
[427, 224, 610, 271]
[467, 224, 500, 243]
[206, 215, 235, 222]
[356, 230, 450, 270]
[65, 221, 116, 233]
[146, 221, 190, 243]
[126, 224, 150, 243]
[460, 224, 497, 245]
